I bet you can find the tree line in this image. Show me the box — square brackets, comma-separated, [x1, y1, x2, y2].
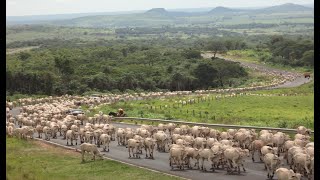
[6, 39, 248, 96]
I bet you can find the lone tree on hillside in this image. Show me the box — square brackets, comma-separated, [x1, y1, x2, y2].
[207, 40, 227, 59]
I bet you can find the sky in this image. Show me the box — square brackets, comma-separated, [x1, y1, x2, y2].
[6, 0, 314, 16]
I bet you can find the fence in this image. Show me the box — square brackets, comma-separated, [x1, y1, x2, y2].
[112, 117, 314, 134]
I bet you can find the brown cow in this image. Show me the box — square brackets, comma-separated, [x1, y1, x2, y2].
[304, 73, 311, 79]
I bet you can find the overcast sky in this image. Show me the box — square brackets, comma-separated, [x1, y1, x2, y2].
[6, 0, 313, 16]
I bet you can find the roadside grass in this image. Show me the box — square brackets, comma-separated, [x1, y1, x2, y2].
[224, 49, 271, 63]
[254, 81, 314, 95]
[6, 137, 182, 180]
[91, 82, 313, 130]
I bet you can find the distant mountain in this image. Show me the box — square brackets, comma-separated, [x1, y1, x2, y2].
[145, 8, 198, 17]
[257, 3, 312, 13]
[303, 4, 314, 8]
[145, 8, 168, 14]
[168, 7, 214, 12]
[208, 6, 241, 14]
[6, 3, 313, 27]
[6, 10, 144, 25]
[207, 3, 312, 15]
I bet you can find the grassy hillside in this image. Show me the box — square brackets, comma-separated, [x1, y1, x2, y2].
[6, 137, 182, 180]
[53, 11, 313, 28]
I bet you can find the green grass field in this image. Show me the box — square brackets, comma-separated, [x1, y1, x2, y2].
[87, 82, 313, 129]
[6, 137, 181, 180]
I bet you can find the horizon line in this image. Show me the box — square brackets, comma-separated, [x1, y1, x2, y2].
[6, 2, 314, 17]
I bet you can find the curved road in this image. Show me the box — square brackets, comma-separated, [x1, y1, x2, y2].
[202, 53, 312, 89]
[10, 108, 312, 180]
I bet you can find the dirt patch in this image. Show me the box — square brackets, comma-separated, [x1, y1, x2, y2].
[6, 46, 40, 55]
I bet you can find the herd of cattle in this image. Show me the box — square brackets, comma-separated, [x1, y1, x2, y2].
[6, 96, 314, 180]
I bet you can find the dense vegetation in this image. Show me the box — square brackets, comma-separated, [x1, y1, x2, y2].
[223, 36, 314, 69]
[6, 30, 314, 96]
[6, 137, 181, 180]
[6, 38, 249, 96]
[266, 36, 314, 67]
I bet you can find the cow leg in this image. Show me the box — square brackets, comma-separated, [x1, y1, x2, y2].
[150, 148, 154, 159]
[145, 147, 148, 158]
[252, 150, 255, 162]
[201, 158, 205, 171]
[241, 163, 246, 172]
[128, 147, 131, 158]
[259, 151, 263, 162]
[304, 164, 310, 175]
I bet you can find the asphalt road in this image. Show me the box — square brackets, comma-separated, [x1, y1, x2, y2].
[10, 108, 312, 180]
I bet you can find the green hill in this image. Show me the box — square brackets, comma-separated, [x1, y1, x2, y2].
[256, 3, 313, 13]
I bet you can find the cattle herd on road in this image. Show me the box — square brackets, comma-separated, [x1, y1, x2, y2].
[6, 93, 313, 180]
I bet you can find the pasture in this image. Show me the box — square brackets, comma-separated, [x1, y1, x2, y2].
[6, 137, 182, 180]
[90, 83, 314, 129]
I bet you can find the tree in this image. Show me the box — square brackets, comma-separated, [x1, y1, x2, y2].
[145, 50, 160, 66]
[207, 41, 227, 59]
[121, 48, 128, 57]
[193, 62, 218, 88]
[224, 40, 233, 50]
[301, 50, 314, 67]
[18, 52, 31, 61]
[182, 49, 202, 59]
[167, 65, 173, 73]
[171, 72, 185, 91]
